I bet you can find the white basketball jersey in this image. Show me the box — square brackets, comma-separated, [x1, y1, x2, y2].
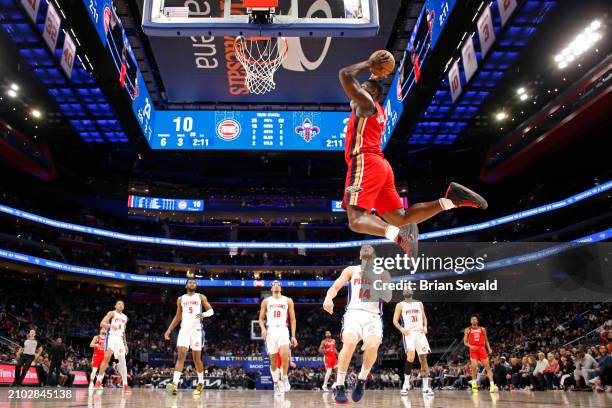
[109, 311, 128, 337]
[266, 295, 289, 327]
[180, 293, 202, 329]
[346, 266, 383, 315]
[400, 301, 424, 331]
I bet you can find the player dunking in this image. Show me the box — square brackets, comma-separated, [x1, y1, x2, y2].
[393, 288, 433, 395]
[88, 327, 107, 389]
[338, 54, 488, 254]
[319, 330, 338, 391]
[94, 300, 129, 391]
[164, 278, 214, 396]
[464, 315, 498, 393]
[259, 281, 298, 396]
[323, 245, 390, 404]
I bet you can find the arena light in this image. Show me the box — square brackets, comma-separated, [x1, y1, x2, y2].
[516, 87, 525, 95]
[31, 109, 42, 118]
[10, 83, 19, 91]
[495, 111, 508, 121]
[520, 93, 529, 101]
[6, 89, 17, 98]
[555, 19, 604, 69]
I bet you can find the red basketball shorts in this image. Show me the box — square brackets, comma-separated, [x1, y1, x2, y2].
[324, 354, 338, 369]
[342, 153, 403, 215]
[469, 346, 489, 361]
[92, 352, 105, 368]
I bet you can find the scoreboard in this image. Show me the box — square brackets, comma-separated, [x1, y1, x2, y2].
[128, 195, 204, 212]
[151, 110, 351, 151]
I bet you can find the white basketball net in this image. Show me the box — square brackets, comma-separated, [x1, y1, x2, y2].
[234, 36, 288, 95]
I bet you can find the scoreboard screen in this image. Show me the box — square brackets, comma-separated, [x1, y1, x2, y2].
[150, 110, 352, 151]
[128, 195, 204, 212]
[331, 200, 345, 212]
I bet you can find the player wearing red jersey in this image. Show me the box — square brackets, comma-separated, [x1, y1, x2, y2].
[338, 55, 488, 255]
[88, 327, 107, 389]
[464, 315, 498, 392]
[319, 331, 338, 391]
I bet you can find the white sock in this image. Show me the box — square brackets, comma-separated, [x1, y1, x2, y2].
[336, 371, 346, 386]
[197, 372, 203, 384]
[96, 374, 104, 383]
[403, 375, 411, 388]
[439, 197, 455, 210]
[173, 371, 181, 385]
[90, 367, 98, 382]
[270, 367, 279, 383]
[358, 366, 371, 381]
[385, 225, 400, 241]
[323, 368, 331, 387]
[422, 377, 430, 390]
[117, 354, 128, 386]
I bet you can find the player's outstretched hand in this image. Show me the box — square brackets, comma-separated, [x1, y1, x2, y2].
[323, 299, 334, 315]
[164, 331, 171, 341]
[291, 337, 298, 348]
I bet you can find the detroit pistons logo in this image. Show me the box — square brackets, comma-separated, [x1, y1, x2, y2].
[216, 119, 241, 141]
[178, 200, 187, 210]
[295, 118, 320, 143]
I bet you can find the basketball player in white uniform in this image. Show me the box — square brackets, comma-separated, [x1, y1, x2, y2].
[259, 281, 298, 396]
[323, 244, 391, 404]
[164, 278, 214, 396]
[393, 288, 433, 395]
[94, 300, 129, 391]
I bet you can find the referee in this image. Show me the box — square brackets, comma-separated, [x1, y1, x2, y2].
[12, 329, 42, 386]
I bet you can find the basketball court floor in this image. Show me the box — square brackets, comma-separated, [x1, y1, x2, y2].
[1, 389, 610, 407]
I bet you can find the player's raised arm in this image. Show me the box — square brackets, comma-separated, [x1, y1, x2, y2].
[323, 266, 353, 314]
[338, 60, 376, 115]
[164, 297, 182, 340]
[287, 297, 298, 347]
[100, 310, 114, 329]
[393, 302, 408, 335]
[421, 303, 428, 334]
[196, 294, 214, 319]
[258, 298, 268, 339]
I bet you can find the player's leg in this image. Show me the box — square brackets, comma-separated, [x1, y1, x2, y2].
[470, 358, 479, 390]
[335, 331, 358, 403]
[418, 354, 433, 394]
[482, 358, 498, 392]
[401, 334, 416, 394]
[116, 352, 129, 390]
[352, 334, 380, 402]
[191, 328, 205, 395]
[166, 345, 188, 394]
[279, 344, 291, 391]
[95, 348, 114, 388]
[89, 355, 101, 388]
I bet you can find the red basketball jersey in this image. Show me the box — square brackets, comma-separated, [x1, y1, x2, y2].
[344, 102, 386, 164]
[94, 335, 106, 355]
[323, 339, 336, 356]
[467, 326, 485, 347]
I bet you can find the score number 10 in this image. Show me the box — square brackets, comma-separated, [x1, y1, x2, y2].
[166, 116, 209, 148]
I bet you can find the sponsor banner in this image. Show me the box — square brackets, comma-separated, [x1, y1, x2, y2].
[461, 34, 478, 83]
[60, 33, 77, 78]
[0, 364, 39, 385]
[496, 0, 518, 27]
[448, 59, 462, 102]
[71, 371, 89, 386]
[20, 0, 40, 22]
[42, 2, 61, 52]
[204, 356, 323, 371]
[477, 5, 496, 57]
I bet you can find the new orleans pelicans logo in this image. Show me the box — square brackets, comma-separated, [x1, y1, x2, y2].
[295, 118, 320, 143]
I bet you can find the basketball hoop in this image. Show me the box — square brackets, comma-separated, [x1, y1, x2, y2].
[234, 36, 288, 95]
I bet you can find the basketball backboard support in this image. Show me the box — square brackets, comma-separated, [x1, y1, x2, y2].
[142, 0, 379, 37]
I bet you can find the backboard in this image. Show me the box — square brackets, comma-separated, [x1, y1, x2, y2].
[142, 0, 379, 37]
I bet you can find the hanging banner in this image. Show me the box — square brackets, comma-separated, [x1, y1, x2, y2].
[461, 34, 478, 83]
[20, 0, 40, 22]
[60, 32, 76, 78]
[448, 59, 462, 103]
[497, 0, 518, 27]
[42, 2, 61, 52]
[477, 6, 496, 57]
